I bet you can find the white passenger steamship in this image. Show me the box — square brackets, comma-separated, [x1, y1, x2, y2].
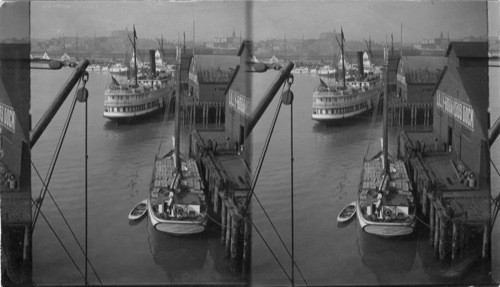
[312, 29, 382, 123]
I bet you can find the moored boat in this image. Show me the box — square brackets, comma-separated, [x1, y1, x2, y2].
[337, 201, 357, 223]
[86, 64, 101, 72]
[356, 45, 416, 237]
[103, 26, 173, 121]
[147, 49, 207, 235]
[109, 63, 129, 75]
[312, 28, 382, 123]
[128, 199, 148, 221]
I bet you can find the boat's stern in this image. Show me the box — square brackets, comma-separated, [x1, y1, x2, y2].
[356, 202, 416, 237]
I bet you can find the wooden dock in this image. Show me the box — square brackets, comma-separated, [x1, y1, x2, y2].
[398, 131, 490, 266]
[190, 129, 252, 274]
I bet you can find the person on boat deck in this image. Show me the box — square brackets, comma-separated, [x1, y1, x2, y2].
[165, 191, 174, 214]
[375, 191, 383, 217]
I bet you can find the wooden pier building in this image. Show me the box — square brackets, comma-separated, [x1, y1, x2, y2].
[0, 3, 32, 283]
[390, 55, 446, 126]
[183, 55, 238, 126]
[398, 42, 490, 270]
[189, 41, 294, 274]
[189, 41, 254, 273]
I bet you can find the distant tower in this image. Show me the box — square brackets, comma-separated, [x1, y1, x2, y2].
[391, 33, 394, 55]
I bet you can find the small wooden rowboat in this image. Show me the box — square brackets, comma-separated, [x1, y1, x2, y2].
[129, 199, 148, 221]
[337, 201, 356, 223]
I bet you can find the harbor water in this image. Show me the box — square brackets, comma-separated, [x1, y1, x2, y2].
[31, 67, 498, 285]
[31, 69, 243, 285]
[249, 72, 497, 285]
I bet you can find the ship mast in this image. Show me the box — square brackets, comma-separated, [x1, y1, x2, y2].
[128, 25, 138, 86]
[133, 26, 138, 86]
[382, 44, 389, 175]
[174, 49, 182, 174]
[340, 27, 346, 88]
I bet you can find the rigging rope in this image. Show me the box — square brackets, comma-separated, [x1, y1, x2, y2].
[249, 217, 292, 283]
[242, 79, 285, 215]
[364, 85, 382, 161]
[31, 198, 86, 281]
[157, 88, 173, 157]
[30, 161, 103, 285]
[32, 78, 82, 229]
[253, 192, 309, 286]
[241, 78, 308, 286]
[290, 91, 295, 287]
[84, 85, 89, 286]
[30, 75, 102, 285]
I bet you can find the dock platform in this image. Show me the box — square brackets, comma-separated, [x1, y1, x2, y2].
[398, 131, 490, 264]
[191, 129, 251, 273]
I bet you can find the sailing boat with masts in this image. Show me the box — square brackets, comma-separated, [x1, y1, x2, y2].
[356, 45, 416, 237]
[312, 27, 382, 123]
[147, 49, 207, 235]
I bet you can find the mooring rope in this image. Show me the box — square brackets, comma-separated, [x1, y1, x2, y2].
[205, 213, 229, 229]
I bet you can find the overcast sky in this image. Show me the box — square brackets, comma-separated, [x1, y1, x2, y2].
[29, 0, 494, 43]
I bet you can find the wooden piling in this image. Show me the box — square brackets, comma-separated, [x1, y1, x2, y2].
[213, 183, 219, 213]
[242, 216, 251, 273]
[225, 205, 232, 257]
[434, 205, 440, 257]
[452, 220, 459, 260]
[422, 182, 428, 216]
[230, 214, 241, 263]
[482, 223, 489, 259]
[429, 200, 434, 245]
[459, 222, 465, 257]
[439, 215, 447, 261]
[221, 196, 227, 245]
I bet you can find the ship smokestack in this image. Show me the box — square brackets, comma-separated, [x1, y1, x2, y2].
[149, 49, 156, 76]
[357, 51, 364, 78]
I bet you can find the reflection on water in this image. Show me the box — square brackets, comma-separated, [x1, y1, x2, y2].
[250, 73, 492, 285]
[356, 222, 417, 284]
[31, 70, 244, 285]
[147, 220, 208, 277]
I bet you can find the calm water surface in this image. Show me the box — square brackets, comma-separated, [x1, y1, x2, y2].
[249, 72, 496, 286]
[31, 66, 498, 285]
[31, 69, 243, 285]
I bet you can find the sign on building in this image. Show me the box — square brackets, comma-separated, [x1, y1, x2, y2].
[0, 102, 16, 133]
[436, 91, 474, 131]
[228, 89, 250, 117]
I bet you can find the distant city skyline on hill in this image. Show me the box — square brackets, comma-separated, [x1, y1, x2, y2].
[29, 1, 492, 44]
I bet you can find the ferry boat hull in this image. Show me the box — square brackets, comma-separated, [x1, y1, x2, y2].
[312, 105, 372, 122]
[311, 82, 381, 123]
[103, 80, 172, 121]
[103, 102, 165, 120]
